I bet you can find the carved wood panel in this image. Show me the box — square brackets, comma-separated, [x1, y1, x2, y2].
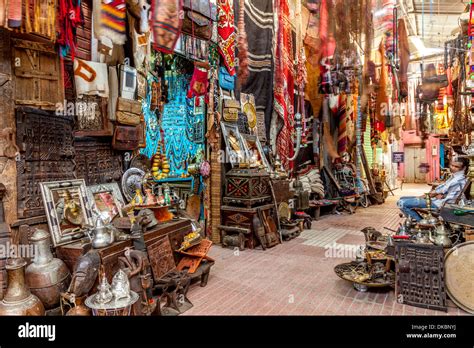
[12, 39, 64, 109]
[147, 236, 176, 282]
[74, 137, 123, 185]
[0, 29, 18, 224]
[16, 107, 76, 218]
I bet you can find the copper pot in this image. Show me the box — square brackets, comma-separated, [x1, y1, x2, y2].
[0, 258, 45, 315]
[65, 296, 91, 316]
[26, 229, 71, 309]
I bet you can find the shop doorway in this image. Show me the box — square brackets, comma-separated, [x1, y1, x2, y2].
[404, 146, 427, 183]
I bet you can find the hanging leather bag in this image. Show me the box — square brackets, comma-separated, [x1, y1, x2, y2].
[113, 125, 140, 150]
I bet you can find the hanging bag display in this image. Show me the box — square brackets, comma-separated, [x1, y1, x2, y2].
[222, 98, 240, 122]
[113, 125, 140, 150]
[219, 66, 235, 91]
[116, 97, 142, 125]
[182, 11, 212, 41]
[187, 63, 209, 98]
[181, 0, 214, 41]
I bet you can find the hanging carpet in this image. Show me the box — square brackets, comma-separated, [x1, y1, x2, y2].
[240, 0, 274, 142]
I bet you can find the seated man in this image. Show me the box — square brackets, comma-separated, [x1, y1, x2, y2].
[397, 157, 469, 221]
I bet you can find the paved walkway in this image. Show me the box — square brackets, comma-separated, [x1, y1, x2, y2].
[185, 183, 468, 315]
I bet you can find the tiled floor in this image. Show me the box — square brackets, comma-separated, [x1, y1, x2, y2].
[184, 183, 470, 315]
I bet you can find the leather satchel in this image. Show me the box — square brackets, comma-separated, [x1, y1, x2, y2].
[116, 97, 142, 125]
[113, 125, 140, 151]
[182, 11, 212, 41]
[222, 99, 240, 122]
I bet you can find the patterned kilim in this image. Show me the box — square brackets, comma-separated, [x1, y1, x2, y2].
[217, 0, 236, 75]
[337, 95, 347, 155]
[152, 0, 182, 54]
[273, 0, 294, 170]
[241, 0, 274, 143]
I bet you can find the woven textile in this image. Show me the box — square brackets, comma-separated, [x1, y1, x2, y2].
[240, 0, 274, 142]
[217, 0, 236, 75]
[94, 0, 127, 44]
[273, 0, 294, 170]
[151, 0, 182, 53]
[337, 95, 347, 155]
[7, 0, 22, 27]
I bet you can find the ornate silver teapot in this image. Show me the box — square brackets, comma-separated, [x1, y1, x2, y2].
[90, 217, 115, 249]
[428, 224, 452, 248]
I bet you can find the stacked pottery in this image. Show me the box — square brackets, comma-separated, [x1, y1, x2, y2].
[25, 229, 71, 309]
[0, 258, 45, 315]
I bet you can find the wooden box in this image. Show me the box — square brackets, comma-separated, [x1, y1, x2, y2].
[56, 239, 133, 283]
[223, 168, 272, 207]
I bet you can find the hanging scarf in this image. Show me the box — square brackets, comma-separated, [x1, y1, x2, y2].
[398, 18, 410, 99]
[240, 0, 274, 141]
[318, 0, 336, 94]
[94, 0, 127, 44]
[376, 40, 388, 124]
[236, 0, 248, 87]
[273, 0, 294, 170]
[217, 0, 236, 75]
[7, 0, 22, 27]
[151, 0, 182, 53]
[58, 0, 83, 60]
[337, 94, 347, 155]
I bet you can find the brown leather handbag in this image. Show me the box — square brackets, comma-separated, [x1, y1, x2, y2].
[181, 11, 212, 41]
[112, 125, 140, 151]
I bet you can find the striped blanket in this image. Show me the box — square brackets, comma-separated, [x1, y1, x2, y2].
[240, 0, 274, 143]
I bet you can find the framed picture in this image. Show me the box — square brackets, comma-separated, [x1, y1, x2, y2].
[220, 122, 247, 167]
[86, 182, 125, 223]
[241, 134, 271, 171]
[40, 179, 94, 247]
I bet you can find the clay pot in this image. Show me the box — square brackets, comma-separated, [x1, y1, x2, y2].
[0, 258, 45, 315]
[26, 229, 71, 309]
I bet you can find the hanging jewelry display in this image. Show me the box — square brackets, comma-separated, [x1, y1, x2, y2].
[185, 95, 205, 144]
[159, 73, 205, 177]
[140, 74, 160, 159]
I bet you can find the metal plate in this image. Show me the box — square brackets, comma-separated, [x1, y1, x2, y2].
[121, 168, 145, 202]
[445, 241, 474, 314]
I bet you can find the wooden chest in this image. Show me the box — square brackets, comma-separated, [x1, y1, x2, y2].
[223, 168, 272, 207]
[56, 218, 192, 281]
[56, 239, 133, 284]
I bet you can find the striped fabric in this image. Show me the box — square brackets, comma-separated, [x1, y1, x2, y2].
[99, 0, 126, 44]
[241, 0, 274, 141]
[274, 0, 294, 170]
[7, 0, 22, 27]
[337, 95, 347, 154]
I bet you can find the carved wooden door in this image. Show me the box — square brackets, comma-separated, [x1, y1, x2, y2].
[12, 39, 64, 109]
